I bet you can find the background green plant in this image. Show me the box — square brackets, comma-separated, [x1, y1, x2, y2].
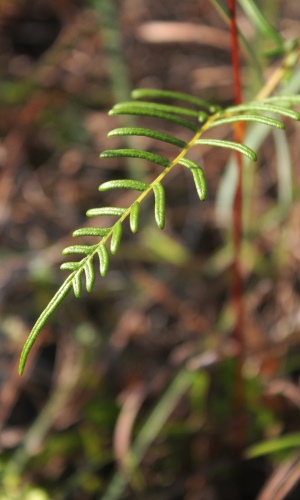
[1, 1, 300, 499]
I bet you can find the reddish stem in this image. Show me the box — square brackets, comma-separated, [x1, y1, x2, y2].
[228, 0, 245, 451]
[228, 0, 244, 351]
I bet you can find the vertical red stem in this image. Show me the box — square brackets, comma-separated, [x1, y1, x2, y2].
[228, 0, 244, 351]
[228, 0, 245, 451]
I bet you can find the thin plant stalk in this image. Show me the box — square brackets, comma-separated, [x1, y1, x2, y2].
[228, 0, 245, 450]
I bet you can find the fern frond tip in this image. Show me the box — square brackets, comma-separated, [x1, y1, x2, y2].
[19, 279, 73, 375]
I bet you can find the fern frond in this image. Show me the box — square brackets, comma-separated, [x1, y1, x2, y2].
[19, 89, 300, 375]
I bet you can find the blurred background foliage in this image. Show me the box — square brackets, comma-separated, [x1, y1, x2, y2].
[1, 0, 300, 498]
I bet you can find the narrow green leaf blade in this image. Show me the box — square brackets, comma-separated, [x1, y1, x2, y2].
[62, 244, 98, 256]
[238, 0, 284, 51]
[72, 227, 111, 237]
[131, 88, 215, 111]
[108, 127, 187, 149]
[263, 95, 300, 106]
[179, 159, 207, 201]
[99, 180, 149, 192]
[111, 221, 122, 254]
[130, 201, 140, 233]
[113, 100, 199, 117]
[245, 433, 300, 459]
[60, 262, 81, 271]
[97, 244, 109, 277]
[152, 182, 165, 229]
[208, 114, 285, 130]
[109, 106, 198, 132]
[211, 0, 263, 80]
[72, 270, 83, 298]
[227, 102, 300, 121]
[195, 138, 257, 161]
[86, 207, 126, 217]
[84, 259, 95, 293]
[100, 149, 170, 168]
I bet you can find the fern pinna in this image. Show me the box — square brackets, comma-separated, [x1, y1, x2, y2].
[19, 89, 300, 374]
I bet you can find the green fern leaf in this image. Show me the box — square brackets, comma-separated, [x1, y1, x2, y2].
[263, 95, 300, 106]
[111, 221, 122, 254]
[131, 88, 219, 112]
[84, 259, 95, 292]
[112, 100, 199, 118]
[86, 207, 126, 217]
[227, 102, 300, 120]
[179, 159, 207, 201]
[100, 149, 170, 168]
[99, 180, 149, 192]
[62, 244, 98, 256]
[72, 270, 83, 298]
[72, 227, 111, 237]
[97, 244, 109, 277]
[152, 182, 166, 229]
[60, 262, 81, 271]
[108, 127, 187, 149]
[195, 138, 257, 161]
[130, 201, 140, 233]
[207, 114, 285, 130]
[109, 105, 199, 132]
